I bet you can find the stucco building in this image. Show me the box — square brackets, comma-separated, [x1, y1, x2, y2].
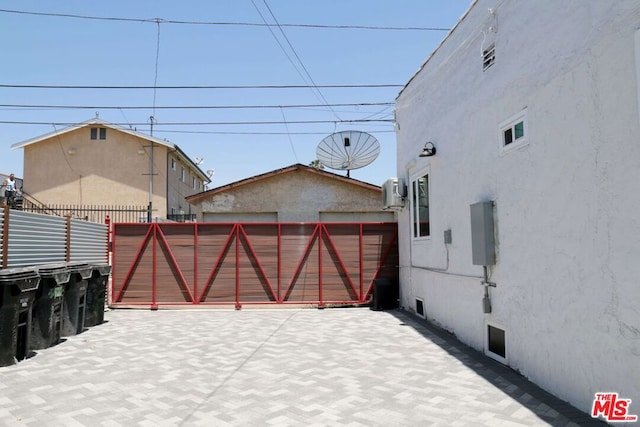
[11, 118, 210, 221]
[186, 163, 394, 223]
[394, 0, 639, 418]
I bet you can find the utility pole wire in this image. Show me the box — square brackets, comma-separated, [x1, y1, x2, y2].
[0, 8, 451, 31]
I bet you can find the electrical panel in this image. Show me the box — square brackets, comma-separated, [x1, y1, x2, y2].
[470, 201, 495, 266]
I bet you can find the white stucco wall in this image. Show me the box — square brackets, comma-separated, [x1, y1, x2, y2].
[395, 0, 640, 415]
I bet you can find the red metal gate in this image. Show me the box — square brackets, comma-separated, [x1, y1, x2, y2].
[111, 222, 398, 309]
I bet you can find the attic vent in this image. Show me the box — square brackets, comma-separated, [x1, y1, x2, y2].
[415, 297, 425, 318]
[483, 44, 495, 71]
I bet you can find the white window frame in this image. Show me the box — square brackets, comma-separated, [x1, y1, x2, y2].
[485, 321, 507, 364]
[499, 109, 528, 154]
[181, 167, 186, 182]
[410, 168, 431, 240]
[171, 158, 176, 170]
[192, 176, 197, 190]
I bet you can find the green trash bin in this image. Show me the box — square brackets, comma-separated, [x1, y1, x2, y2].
[85, 264, 111, 327]
[32, 263, 70, 350]
[0, 267, 40, 367]
[62, 262, 92, 337]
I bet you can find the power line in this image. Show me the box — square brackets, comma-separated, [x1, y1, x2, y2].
[253, 0, 342, 121]
[0, 119, 394, 126]
[0, 8, 451, 31]
[154, 129, 396, 135]
[0, 102, 394, 110]
[0, 83, 402, 89]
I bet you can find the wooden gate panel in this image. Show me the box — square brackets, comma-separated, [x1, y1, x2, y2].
[280, 224, 320, 303]
[197, 225, 236, 303]
[112, 222, 398, 307]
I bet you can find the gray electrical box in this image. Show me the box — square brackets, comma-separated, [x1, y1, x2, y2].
[470, 201, 495, 266]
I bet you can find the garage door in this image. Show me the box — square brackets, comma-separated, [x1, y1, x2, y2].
[203, 212, 278, 223]
[319, 211, 395, 222]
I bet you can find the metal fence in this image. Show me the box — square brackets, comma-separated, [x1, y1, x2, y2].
[0, 206, 108, 269]
[21, 200, 148, 224]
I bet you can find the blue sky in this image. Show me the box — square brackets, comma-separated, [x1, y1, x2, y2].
[0, 1, 471, 187]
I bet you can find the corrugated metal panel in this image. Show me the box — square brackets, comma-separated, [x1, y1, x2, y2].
[7, 210, 67, 268]
[0, 210, 5, 264]
[69, 218, 108, 263]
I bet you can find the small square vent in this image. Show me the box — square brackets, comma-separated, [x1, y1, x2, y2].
[415, 298, 425, 318]
[483, 44, 495, 71]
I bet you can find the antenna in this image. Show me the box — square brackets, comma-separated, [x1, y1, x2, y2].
[316, 130, 380, 177]
[194, 157, 204, 165]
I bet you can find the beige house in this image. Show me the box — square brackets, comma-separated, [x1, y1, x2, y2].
[11, 118, 210, 221]
[186, 163, 394, 223]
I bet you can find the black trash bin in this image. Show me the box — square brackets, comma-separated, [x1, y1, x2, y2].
[370, 278, 399, 311]
[32, 263, 70, 350]
[0, 267, 40, 367]
[62, 262, 92, 337]
[85, 264, 111, 327]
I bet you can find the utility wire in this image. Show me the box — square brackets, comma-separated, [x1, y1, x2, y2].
[154, 129, 395, 135]
[0, 102, 393, 110]
[0, 83, 402, 89]
[152, 18, 162, 119]
[0, 119, 393, 126]
[0, 8, 450, 31]
[255, 0, 341, 121]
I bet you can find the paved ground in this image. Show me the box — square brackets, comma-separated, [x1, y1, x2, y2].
[0, 308, 605, 426]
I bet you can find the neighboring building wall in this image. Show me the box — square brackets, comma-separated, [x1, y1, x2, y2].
[395, 0, 639, 415]
[166, 152, 205, 217]
[23, 126, 168, 218]
[190, 166, 389, 223]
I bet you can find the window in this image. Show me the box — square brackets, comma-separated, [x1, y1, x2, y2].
[181, 167, 186, 182]
[171, 158, 176, 170]
[192, 177, 197, 190]
[483, 43, 495, 71]
[411, 174, 430, 238]
[499, 110, 528, 152]
[90, 127, 107, 140]
[503, 121, 524, 146]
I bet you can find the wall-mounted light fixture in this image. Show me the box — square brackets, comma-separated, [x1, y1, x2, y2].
[67, 148, 76, 155]
[137, 149, 146, 155]
[419, 141, 436, 157]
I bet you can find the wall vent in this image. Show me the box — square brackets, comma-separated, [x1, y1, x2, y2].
[483, 44, 495, 71]
[415, 297, 425, 318]
[487, 324, 506, 361]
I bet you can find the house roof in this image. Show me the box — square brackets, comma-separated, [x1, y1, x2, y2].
[186, 163, 381, 203]
[10, 117, 210, 183]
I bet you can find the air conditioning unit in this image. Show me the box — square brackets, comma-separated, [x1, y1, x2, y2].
[382, 178, 406, 210]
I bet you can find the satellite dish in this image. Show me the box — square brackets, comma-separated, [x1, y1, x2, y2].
[316, 131, 380, 177]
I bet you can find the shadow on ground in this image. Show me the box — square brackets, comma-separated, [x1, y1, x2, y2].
[384, 308, 606, 427]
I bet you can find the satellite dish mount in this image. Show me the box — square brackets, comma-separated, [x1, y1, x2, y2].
[316, 131, 380, 178]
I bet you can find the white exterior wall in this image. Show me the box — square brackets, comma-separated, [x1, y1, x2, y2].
[395, 0, 640, 415]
